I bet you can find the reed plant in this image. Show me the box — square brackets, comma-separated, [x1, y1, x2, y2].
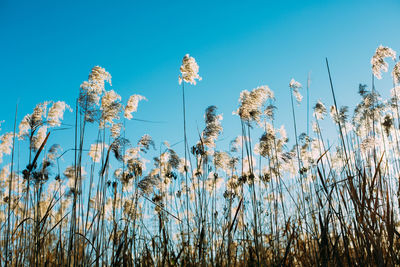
[0, 46, 399, 266]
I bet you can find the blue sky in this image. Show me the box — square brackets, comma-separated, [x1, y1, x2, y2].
[1, 0, 400, 160]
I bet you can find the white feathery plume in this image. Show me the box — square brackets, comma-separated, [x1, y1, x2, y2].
[124, 94, 146, 120]
[179, 54, 202, 85]
[371, 45, 396, 79]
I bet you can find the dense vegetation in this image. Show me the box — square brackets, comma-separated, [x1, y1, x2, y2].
[0, 46, 400, 266]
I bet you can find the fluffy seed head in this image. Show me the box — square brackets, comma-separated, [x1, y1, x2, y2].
[179, 54, 202, 85]
[88, 142, 108, 163]
[392, 62, 400, 84]
[124, 94, 146, 120]
[289, 79, 303, 104]
[18, 114, 30, 140]
[202, 106, 223, 149]
[0, 133, 13, 164]
[100, 90, 121, 127]
[313, 100, 327, 120]
[47, 101, 72, 127]
[371, 45, 396, 79]
[234, 85, 273, 124]
[32, 126, 47, 151]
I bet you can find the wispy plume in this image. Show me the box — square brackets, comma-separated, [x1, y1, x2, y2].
[31, 126, 47, 151]
[313, 100, 327, 120]
[234, 85, 274, 124]
[392, 62, 400, 84]
[100, 89, 121, 127]
[47, 101, 72, 127]
[79, 66, 112, 122]
[371, 45, 396, 79]
[201, 106, 223, 149]
[88, 142, 108, 163]
[179, 54, 202, 85]
[0, 133, 13, 164]
[289, 79, 303, 103]
[124, 94, 146, 120]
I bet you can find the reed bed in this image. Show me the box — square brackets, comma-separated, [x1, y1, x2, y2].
[0, 46, 400, 266]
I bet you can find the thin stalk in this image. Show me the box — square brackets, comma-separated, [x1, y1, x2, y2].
[181, 82, 191, 258]
[5, 103, 18, 266]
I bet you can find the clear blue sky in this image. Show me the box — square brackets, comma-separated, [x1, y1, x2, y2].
[1, 0, 400, 158]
